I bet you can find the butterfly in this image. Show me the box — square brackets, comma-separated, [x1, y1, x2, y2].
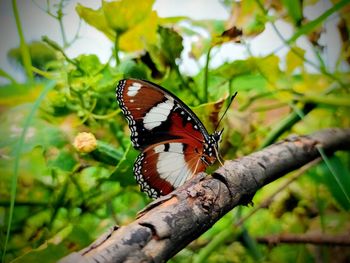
[116, 79, 223, 199]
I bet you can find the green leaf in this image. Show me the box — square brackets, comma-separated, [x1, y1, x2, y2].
[119, 11, 158, 51]
[93, 67, 123, 93]
[12, 243, 68, 263]
[48, 150, 77, 172]
[75, 54, 103, 75]
[102, 0, 155, 33]
[109, 144, 139, 186]
[158, 26, 184, 65]
[76, 4, 115, 40]
[91, 140, 124, 166]
[79, 166, 111, 191]
[77, 0, 157, 51]
[253, 55, 280, 83]
[212, 59, 255, 79]
[244, 12, 267, 36]
[232, 0, 267, 36]
[8, 41, 57, 71]
[316, 153, 350, 210]
[193, 96, 227, 132]
[12, 224, 91, 263]
[231, 74, 267, 92]
[64, 225, 92, 247]
[118, 60, 149, 79]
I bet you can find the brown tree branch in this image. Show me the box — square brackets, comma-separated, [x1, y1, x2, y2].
[59, 128, 350, 263]
[256, 232, 350, 246]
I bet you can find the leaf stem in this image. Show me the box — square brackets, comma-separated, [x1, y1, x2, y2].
[12, 0, 33, 81]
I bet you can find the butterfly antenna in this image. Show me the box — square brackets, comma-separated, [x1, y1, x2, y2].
[215, 146, 225, 167]
[214, 92, 238, 132]
[214, 92, 238, 167]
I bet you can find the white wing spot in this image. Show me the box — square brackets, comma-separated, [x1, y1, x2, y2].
[143, 100, 174, 130]
[127, 82, 142, 97]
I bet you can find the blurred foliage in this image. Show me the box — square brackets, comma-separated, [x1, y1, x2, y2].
[1, 0, 350, 262]
[8, 41, 58, 74]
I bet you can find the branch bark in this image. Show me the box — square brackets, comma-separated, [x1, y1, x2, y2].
[59, 128, 350, 263]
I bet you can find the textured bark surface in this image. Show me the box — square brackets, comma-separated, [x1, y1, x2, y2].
[59, 128, 350, 263]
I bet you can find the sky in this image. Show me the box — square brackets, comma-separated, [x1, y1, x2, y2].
[0, 0, 346, 85]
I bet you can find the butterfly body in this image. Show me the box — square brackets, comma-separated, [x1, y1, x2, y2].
[116, 79, 222, 198]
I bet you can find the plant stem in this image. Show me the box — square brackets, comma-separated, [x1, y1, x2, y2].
[31, 66, 54, 79]
[115, 32, 121, 66]
[173, 61, 200, 101]
[0, 68, 18, 84]
[57, 0, 68, 47]
[295, 94, 350, 107]
[42, 36, 84, 72]
[12, 0, 33, 81]
[203, 46, 213, 103]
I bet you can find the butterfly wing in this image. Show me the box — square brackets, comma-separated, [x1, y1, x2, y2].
[134, 140, 208, 198]
[116, 79, 210, 149]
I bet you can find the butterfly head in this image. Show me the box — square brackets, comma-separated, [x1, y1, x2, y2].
[201, 129, 223, 166]
[212, 129, 223, 144]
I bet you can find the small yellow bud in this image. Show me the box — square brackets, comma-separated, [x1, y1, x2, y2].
[73, 132, 97, 153]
